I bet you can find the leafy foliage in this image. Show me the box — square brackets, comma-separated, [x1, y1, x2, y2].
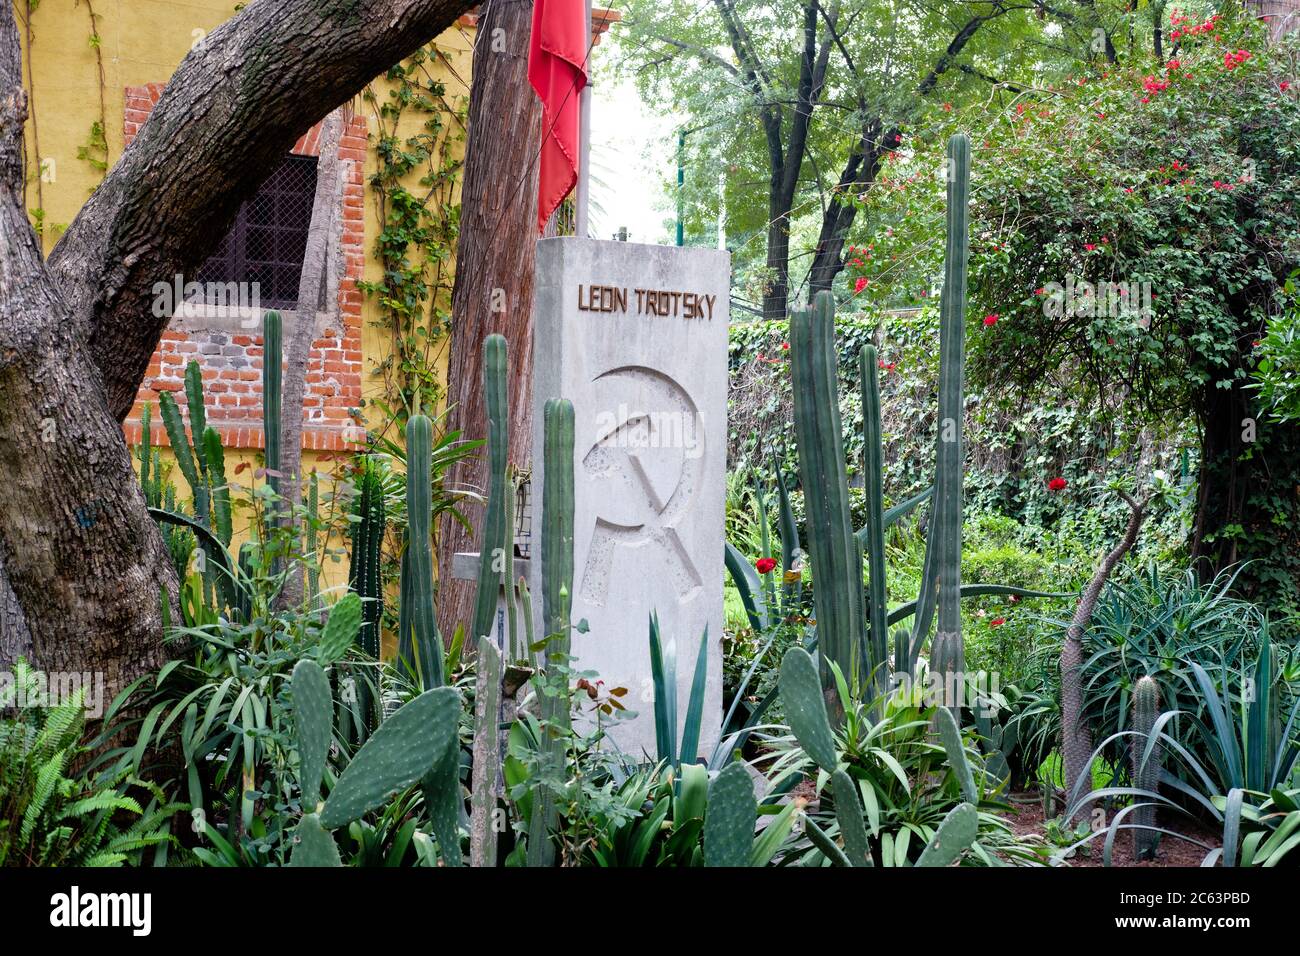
[0, 663, 178, 867]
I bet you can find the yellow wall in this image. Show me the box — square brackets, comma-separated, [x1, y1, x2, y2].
[19, 2, 473, 596]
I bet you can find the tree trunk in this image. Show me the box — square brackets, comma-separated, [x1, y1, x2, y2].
[1061, 492, 1147, 818]
[46, 0, 478, 425]
[762, 190, 791, 320]
[0, 0, 476, 687]
[0, 5, 176, 696]
[279, 109, 344, 610]
[807, 120, 888, 295]
[1190, 382, 1300, 591]
[436, 0, 542, 640]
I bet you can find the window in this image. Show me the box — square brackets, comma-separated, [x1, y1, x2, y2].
[196, 154, 318, 309]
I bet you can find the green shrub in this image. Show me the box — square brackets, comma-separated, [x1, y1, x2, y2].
[0, 662, 178, 867]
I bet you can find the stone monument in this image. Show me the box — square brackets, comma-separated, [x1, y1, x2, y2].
[530, 237, 729, 759]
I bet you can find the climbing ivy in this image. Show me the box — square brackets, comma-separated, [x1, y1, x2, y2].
[360, 43, 466, 431]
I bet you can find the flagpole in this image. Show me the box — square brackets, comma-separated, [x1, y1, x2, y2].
[574, 0, 592, 239]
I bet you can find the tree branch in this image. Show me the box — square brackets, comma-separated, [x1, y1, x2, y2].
[45, 0, 478, 422]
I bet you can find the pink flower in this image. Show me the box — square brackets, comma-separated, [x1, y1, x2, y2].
[854, 277, 869, 294]
[983, 314, 999, 327]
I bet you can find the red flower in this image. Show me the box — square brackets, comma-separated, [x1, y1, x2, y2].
[1047, 477, 1068, 492]
[854, 276, 869, 294]
[983, 313, 999, 327]
[989, 617, 1006, 628]
[755, 558, 777, 575]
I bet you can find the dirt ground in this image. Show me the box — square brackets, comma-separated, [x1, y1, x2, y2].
[1004, 790, 1222, 867]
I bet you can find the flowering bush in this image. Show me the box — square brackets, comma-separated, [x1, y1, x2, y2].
[856, 17, 1300, 606]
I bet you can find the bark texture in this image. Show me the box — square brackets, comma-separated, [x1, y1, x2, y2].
[47, 0, 477, 424]
[279, 109, 344, 610]
[0, 0, 476, 689]
[1061, 492, 1148, 817]
[1, 4, 174, 696]
[436, 0, 542, 639]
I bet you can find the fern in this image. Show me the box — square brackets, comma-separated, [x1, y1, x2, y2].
[19, 749, 69, 844]
[34, 692, 85, 755]
[2, 681, 178, 867]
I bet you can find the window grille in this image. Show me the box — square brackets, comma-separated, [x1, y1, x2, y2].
[196, 154, 318, 309]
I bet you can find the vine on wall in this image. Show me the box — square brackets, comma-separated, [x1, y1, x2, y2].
[17, 0, 111, 237]
[360, 41, 467, 434]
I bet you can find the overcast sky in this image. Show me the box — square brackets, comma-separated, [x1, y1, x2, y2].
[587, 35, 682, 245]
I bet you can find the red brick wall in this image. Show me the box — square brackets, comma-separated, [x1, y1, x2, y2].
[121, 84, 367, 454]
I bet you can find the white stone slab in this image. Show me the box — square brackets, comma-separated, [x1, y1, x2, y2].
[531, 237, 729, 760]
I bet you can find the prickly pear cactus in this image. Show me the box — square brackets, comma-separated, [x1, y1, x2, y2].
[704, 762, 757, 867]
[832, 769, 872, 867]
[319, 686, 460, 828]
[288, 813, 342, 867]
[915, 802, 978, 867]
[778, 647, 839, 772]
[934, 705, 979, 806]
[291, 659, 333, 810]
[422, 745, 464, 867]
[316, 592, 361, 665]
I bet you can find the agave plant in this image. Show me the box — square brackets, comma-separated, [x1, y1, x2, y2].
[1071, 564, 1265, 770]
[764, 647, 1046, 867]
[1065, 632, 1300, 866]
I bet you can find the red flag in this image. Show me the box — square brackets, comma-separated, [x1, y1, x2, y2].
[528, 0, 588, 234]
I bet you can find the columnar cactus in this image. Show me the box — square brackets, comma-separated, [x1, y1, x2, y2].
[306, 470, 320, 604]
[859, 345, 889, 693]
[401, 414, 444, 690]
[469, 635, 504, 867]
[158, 389, 208, 524]
[929, 132, 971, 686]
[540, 398, 575, 645]
[789, 291, 867, 708]
[473, 334, 511, 643]
[526, 397, 576, 868]
[1131, 675, 1162, 860]
[262, 310, 283, 496]
[348, 457, 385, 659]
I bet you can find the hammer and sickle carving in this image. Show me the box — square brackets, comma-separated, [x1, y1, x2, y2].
[578, 366, 705, 607]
